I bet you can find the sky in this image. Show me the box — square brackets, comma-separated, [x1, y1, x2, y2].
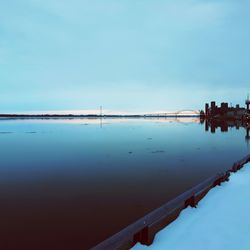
[0, 0, 249, 113]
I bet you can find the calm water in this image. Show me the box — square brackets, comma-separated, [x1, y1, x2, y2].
[0, 118, 249, 250]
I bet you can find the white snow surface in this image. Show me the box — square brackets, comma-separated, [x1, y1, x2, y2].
[133, 162, 250, 250]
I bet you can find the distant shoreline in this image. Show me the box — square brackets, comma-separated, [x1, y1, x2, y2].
[0, 114, 200, 119]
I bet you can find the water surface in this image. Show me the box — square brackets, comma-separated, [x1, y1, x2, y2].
[0, 118, 248, 249]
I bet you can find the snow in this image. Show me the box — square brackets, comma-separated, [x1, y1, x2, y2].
[133, 162, 250, 250]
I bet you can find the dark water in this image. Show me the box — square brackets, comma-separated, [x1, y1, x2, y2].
[0, 118, 249, 250]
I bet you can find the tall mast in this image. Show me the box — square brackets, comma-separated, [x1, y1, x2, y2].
[100, 106, 103, 117]
[246, 94, 250, 111]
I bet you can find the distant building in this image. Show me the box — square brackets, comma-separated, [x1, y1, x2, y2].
[204, 101, 247, 120]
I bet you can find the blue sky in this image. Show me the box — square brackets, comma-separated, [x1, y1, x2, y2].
[0, 0, 249, 113]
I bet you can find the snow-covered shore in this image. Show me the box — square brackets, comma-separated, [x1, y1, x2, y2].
[133, 162, 250, 250]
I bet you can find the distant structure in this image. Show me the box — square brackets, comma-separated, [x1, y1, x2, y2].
[245, 94, 250, 112]
[100, 106, 103, 117]
[204, 99, 249, 122]
[202, 98, 250, 145]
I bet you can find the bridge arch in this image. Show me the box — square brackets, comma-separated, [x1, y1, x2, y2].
[175, 110, 200, 115]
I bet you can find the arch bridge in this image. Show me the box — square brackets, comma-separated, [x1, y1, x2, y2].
[146, 110, 201, 116]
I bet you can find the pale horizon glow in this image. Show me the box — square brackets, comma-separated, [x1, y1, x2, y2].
[1, 109, 200, 116]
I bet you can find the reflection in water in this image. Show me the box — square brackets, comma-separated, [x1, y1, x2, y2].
[203, 118, 250, 145]
[0, 118, 249, 249]
[0, 116, 201, 125]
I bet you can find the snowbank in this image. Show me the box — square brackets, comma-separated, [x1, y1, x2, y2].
[133, 162, 250, 250]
